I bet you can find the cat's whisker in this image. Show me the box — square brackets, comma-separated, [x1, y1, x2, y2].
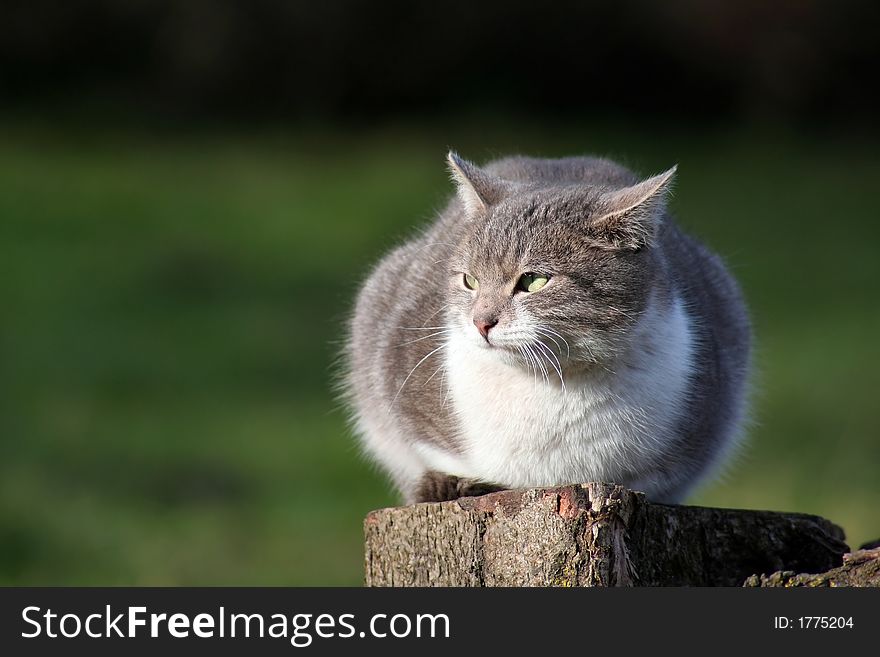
[533, 345, 551, 385]
[533, 328, 562, 355]
[517, 345, 537, 390]
[393, 330, 452, 348]
[422, 362, 445, 387]
[538, 327, 571, 359]
[440, 368, 452, 408]
[526, 343, 549, 385]
[525, 344, 540, 387]
[395, 325, 453, 331]
[606, 305, 642, 321]
[581, 340, 600, 365]
[538, 349, 551, 385]
[534, 339, 566, 391]
[533, 327, 568, 361]
[402, 270, 454, 289]
[421, 303, 452, 325]
[390, 343, 446, 408]
[529, 347, 542, 389]
[410, 241, 471, 265]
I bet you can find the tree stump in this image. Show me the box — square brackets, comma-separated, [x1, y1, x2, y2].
[744, 547, 880, 587]
[363, 482, 849, 586]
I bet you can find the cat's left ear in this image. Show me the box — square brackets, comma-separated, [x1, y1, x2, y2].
[447, 151, 510, 215]
[589, 166, 677, 250]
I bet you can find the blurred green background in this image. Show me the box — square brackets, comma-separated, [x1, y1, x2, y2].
[1, 1, 878, 585]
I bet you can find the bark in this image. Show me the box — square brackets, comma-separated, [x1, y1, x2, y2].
[743, 548, 880, 587]
[363, 483, 849, 587]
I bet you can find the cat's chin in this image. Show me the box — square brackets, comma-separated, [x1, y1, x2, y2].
[482, 343, 534, 368]
[470, 337, 511, 352]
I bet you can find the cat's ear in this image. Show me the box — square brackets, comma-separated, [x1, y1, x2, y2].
[447, 151, 509, 215]
[588, 165, 677, 250]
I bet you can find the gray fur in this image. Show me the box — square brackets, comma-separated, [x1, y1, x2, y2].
[343, 152, 751, 504]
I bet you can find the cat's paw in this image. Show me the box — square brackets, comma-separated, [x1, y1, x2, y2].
[455, 478, 506, 499]
[414, 471, 505, 503]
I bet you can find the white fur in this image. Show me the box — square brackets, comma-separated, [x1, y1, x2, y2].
[422, 295, 696, 496]
[353, 409, 425, 494]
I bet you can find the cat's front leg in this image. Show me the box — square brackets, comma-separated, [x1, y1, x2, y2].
[413, 471, 506, 503]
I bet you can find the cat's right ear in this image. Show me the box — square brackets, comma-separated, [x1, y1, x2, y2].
[588, 166, 677, 250]
[447, 151, 508, 215]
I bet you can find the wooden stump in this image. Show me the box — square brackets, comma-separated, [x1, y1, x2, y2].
[363, 482, 849, 586]
[744, 548, 880, 587]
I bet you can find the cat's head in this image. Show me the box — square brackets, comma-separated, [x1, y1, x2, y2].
[444, 151, 676, 375]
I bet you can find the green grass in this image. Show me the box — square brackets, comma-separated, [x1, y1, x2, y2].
[1, 116, 878, 584]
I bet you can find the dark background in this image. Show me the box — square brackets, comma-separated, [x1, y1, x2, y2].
[2, 0, 879, 125]
[1, 0, 878, 584]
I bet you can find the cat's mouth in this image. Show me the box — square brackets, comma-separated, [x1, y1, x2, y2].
[473, 331, 523, 351]
[472, 336, 511, 353]
[478, 336, 524, 354]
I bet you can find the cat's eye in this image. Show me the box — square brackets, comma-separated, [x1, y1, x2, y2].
[517, 272, 549, 293]
[463, 273, 479, 290]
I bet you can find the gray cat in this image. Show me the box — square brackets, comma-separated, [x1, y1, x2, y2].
[343, 151, 750, 504]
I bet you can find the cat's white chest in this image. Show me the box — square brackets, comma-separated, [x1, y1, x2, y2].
[441, 345, 630, 487]
[419, 298, 695, 489]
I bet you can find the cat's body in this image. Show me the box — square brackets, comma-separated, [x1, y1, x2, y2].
[344, 153, 750, 504]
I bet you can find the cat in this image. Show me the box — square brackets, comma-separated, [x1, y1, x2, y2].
[343, 151, 751, 505]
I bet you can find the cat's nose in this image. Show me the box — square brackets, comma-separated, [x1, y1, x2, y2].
[473, 318, 498, 340]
